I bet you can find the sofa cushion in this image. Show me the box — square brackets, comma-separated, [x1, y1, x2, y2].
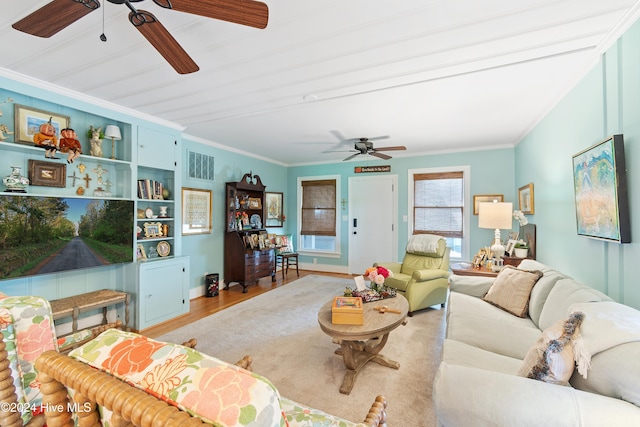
[441, 339, 522, 375]
[71, 329, 286, 427]
[280, 397, 369, 427]
[528, 269, 567, 328]
[482, 266, 543, 317]
[570, 342, 640, 408]
[538, 279, 611, 331]
[447, 293, 541, 359]
[517, 312, 585, 385]
[448, 274, 495, 298]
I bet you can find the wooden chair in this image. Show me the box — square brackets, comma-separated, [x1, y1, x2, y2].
[275, 234, 299, 279]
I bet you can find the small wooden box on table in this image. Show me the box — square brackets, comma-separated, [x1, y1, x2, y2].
[331, 296, 364, 325]
[50, 289, 130, 351]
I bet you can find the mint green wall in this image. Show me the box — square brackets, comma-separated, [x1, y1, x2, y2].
[180, 137, 288, 293]
[288, 148, 515, 266]
[515, 21, 640, 309]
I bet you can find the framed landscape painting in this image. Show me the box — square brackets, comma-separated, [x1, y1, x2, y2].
[14, 104, 69, 145]
[572, 134, 630, 243]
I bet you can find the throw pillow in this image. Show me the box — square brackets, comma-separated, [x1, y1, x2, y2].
[482, 265, 543, 317]
[517, 311, 585, 385]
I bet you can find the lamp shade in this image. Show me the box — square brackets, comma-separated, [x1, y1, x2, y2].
[478, 202, 512, 230]
[104, 125, 121, 140]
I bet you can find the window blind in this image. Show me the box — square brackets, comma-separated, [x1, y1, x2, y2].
[301, 179, 336, 236]
[413, 171, 463, 238]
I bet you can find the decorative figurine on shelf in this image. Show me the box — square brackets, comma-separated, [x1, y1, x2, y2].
[0, 124, 14, 141]
[88, 125, 104, 157]
[59, 127, 82, 163]
[3, 166, 29, 193]
[33, 116, 59, 159]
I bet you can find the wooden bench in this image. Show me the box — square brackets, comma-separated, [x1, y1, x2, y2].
[50, 289, 130, 352]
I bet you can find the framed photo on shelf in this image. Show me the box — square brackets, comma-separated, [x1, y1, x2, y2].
[518, 183, 535, 214]
[143, 222, 163, 238]
[28, 159, 66, 187]
[248, 197, 262, 209]
[136, 243, 147, 260]
[181, 187, 212, 235]
[265, 191, 284, 227]
[14, 104, 70, 145]
[505, 239, 517, 256]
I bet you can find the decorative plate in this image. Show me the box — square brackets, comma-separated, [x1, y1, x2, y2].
[157, 241, 171, 257]
[145, 207, 154, 219]
[250, 214, 262, 228]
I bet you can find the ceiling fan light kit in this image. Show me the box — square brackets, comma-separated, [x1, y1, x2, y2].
[12, 0, 269, 74]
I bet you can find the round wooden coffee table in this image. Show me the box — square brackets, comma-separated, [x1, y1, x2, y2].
[318, 295, 409, 394]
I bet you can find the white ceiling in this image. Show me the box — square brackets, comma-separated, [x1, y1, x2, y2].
[2, 0, 640, 165]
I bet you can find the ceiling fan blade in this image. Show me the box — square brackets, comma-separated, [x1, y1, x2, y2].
[12, 0, 99, 38]
[370, 152, 392, 160]
[129, 10, 199, 74]
[348, 135, 390, 143]
[153, 0, 269, 29]
[374, 145, 407, 151]
[367, 135, 391, 141]
[343, 153, 361, 161]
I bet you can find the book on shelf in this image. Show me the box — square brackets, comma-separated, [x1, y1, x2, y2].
[137, 179, 165, 200]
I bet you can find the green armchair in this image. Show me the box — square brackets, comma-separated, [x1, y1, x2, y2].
[376, 235, 450, 316]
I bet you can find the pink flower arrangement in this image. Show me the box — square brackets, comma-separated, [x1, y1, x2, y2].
[364, 265, 392, 286]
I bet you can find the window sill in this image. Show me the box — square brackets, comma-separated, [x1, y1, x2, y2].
[298, 250, 341, 259]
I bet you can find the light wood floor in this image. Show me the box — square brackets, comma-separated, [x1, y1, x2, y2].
[143, 270, 354, 339]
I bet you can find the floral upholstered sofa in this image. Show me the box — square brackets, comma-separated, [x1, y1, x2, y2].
[35, 329, 387, 427]
[0, 293, 122, 427]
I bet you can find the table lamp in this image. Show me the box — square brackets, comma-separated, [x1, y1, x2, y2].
[478, 201, 512, 260]
[104, 125, 121, 160]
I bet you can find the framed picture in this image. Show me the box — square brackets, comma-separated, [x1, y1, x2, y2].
[265, 192, 283, 227]
[143, 222, 163, 238]
[505, 239, 517, 256]
[28, 160, 66, 187]
[518, 183, 534, 214]
[137, 243, 147, 261]
[472, 194, 503, 215]
[14, 104, 70, 145]
[572, 134, 630, 243]
[248, 197, 262, 209]
[181, 187, 212, 235]
[506, 231, 519, 242]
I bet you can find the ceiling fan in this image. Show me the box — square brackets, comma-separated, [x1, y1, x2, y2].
[12, 0, 269, 75]
[325, 136, 407, 161]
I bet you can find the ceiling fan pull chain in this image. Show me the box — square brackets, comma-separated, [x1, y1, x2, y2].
[100, 0, 107, 41]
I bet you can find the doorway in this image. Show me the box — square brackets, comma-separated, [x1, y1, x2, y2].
[348, 175, 397, 274]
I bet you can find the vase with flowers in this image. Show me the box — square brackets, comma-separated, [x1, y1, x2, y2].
[235, 211, 248, 229]
[364, 265, 393, 292]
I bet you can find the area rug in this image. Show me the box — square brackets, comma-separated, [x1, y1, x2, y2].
[158, 275, 446, 426]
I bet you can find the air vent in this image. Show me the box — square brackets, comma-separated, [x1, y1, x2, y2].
[188, 150, 215, 181]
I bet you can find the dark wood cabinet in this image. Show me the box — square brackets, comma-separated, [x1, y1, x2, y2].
[224, 172, 275, 292]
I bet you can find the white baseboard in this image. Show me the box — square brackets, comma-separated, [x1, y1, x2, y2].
[189, 262, 350, 300]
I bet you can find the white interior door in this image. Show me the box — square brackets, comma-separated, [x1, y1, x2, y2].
[348, 175, 397, 274]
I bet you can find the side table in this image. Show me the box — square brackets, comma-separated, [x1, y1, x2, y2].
[450, 263, 499, 277]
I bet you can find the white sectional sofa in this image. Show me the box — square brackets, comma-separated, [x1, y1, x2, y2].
[433, 259, 640, 426]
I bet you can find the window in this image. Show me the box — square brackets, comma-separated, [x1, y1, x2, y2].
[298, 176, 339, 254]
[409, 167, 469, 260]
